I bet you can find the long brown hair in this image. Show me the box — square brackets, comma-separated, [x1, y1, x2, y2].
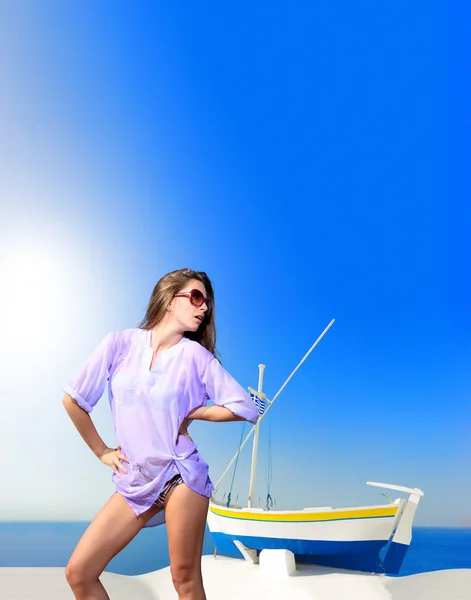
[137, 268, 219, 360]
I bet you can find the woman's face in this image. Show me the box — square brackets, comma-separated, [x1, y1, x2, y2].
[170, 279, 210, 332]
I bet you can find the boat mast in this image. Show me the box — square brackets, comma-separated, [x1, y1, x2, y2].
[247, 364, 265, 508]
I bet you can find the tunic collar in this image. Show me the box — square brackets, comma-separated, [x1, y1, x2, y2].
[140, 328, 189, 354]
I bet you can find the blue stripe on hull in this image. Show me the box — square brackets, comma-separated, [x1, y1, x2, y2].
[381, 541, 409, 575]
[211, 532, 389, 573]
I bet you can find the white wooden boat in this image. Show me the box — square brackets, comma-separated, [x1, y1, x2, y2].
[207, 320, 424, 574]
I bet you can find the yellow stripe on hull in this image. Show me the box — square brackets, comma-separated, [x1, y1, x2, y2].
[209, 504, 398, 522]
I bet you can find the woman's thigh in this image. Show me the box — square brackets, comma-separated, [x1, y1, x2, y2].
[66, 492, 163, 582]
[165, 484, 209, 576]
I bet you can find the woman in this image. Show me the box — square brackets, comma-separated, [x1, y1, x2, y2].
[62, 268, 259, 600]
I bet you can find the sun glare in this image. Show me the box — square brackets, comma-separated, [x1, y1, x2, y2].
[0, 231, 72, 354]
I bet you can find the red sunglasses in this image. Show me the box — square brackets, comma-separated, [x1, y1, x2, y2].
[174, 289, 212, 314]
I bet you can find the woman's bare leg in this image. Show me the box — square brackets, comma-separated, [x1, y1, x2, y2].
[165, 484, 209, 600]
[65, 492, 163, 600]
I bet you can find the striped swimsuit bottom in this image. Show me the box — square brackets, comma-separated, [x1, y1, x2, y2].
[152, 473, 184, 509]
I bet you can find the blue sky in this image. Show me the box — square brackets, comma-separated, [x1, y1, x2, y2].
[0, 2, 469, 527]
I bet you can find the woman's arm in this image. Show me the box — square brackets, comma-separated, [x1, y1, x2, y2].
[62, 394, 109, 458]
[63, 394, 129, 476]
[188, 405, 245, 422]
[177, 406, 243, 441]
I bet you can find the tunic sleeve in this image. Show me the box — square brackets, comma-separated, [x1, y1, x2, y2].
[202, 358, 259, 424]
[62, 331, 117, 413]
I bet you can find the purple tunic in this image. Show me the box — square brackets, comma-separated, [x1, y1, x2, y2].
[62, 328, 259, 527]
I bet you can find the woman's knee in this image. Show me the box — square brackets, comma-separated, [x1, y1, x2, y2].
[65, 558, 97, 589]
[170, 563, 202, 595]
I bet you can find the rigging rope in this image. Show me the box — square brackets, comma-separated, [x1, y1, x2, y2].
[226, 421, 246, 508]
[223, 402, 376, 509]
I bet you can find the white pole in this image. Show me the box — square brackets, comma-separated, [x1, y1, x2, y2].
[213, 319, 335, 493]
[247, 364, 265, 508]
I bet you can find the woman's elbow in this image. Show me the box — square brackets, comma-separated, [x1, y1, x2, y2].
[231, 414, 245, 422]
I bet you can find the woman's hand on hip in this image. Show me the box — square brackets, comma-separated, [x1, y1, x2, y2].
[98, 446, 129, 477]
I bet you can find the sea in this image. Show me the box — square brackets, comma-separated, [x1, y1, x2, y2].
[0, 523, 470, 577]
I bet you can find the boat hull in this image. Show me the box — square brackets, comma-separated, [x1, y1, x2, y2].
[210, 532, 389, 572]
[207, 501, 407, 574]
